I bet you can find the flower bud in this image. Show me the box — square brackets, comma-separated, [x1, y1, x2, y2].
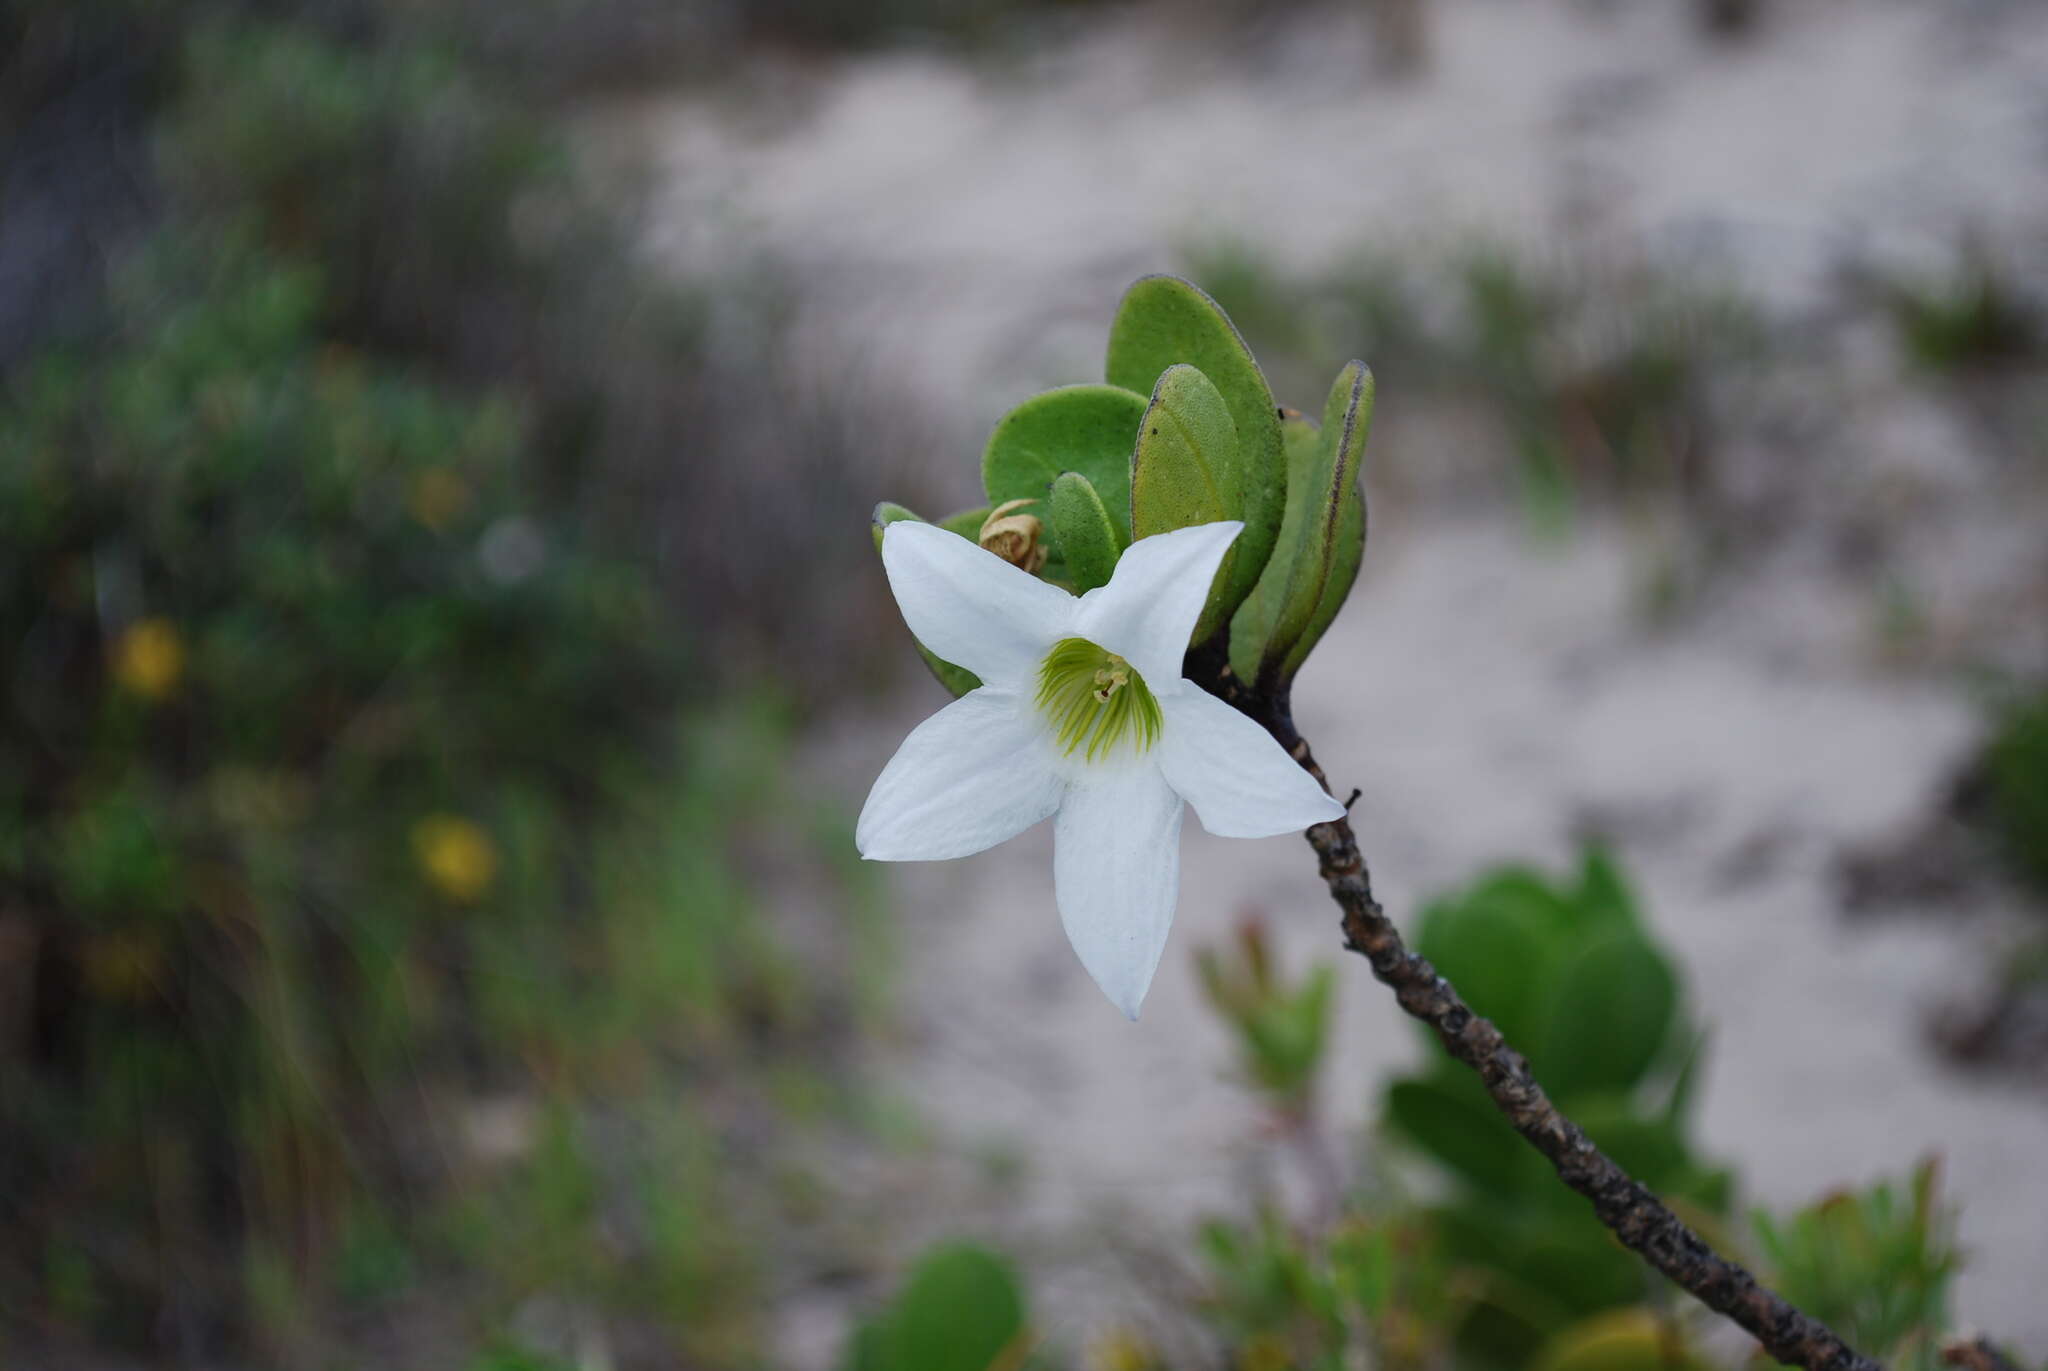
[978, 498, 1047, 575]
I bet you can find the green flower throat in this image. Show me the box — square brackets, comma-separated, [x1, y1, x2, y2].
[1035, 637, 1163, 761]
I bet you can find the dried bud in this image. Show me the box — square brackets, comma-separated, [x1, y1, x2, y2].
[978, 498, 1047, 575]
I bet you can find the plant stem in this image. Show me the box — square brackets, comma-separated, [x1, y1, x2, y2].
[1190, 642, 1884, 1371]
[1303, 791, 1876, 1371]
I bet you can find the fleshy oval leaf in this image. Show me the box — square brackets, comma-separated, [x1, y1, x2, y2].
[1106, 274, 1284, 625]
[1277, 364, 1372, 685]
[1278, 478, 1363, 683]
[1048, 470, 1121, 593]
[1534, 931, 1678, 1100]
[981, 384, 1144, 558]
[1129, 363, 1242, 645]
[1229, 409, 1318, 683]
[848, 1242, 1028, 1371]
[869, 502, 984, 698]
[1230, 364, 1372, 693]
[938, 504, 992, 540]
[1385, 1069, 1532, 1197]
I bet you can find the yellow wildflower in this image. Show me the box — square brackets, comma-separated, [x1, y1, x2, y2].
[412, 815, 498, 903]
[113, 618, 185, 699]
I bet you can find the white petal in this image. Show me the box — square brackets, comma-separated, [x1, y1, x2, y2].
[1053, 763, 1185, 1020]
[857, 689, 1064, 861]
[882, 522, 1075, 689]
[1073, 521, 1242, 686]
[1157, 686, 1345, 838]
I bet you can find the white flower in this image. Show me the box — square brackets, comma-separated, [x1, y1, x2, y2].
[857, 519, 1345, 1019]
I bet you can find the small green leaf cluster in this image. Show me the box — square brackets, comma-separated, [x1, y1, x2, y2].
[874, 275, 1370, 705]
[1196, 1209, 1457, 1371]
[1752, 1159, 1961, 1371]
[1380, 850, 1729, 1367]
[842, 1243, 1031, 1371]
[1195, 917, 1337, 1115]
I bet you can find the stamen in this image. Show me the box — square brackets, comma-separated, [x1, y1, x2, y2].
[1035, 638, 1163, 761]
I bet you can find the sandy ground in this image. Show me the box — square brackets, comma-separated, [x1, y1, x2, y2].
[605, 0, 2048, 1359]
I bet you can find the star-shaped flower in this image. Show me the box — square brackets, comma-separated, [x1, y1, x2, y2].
[857, 519, 1344, 1019]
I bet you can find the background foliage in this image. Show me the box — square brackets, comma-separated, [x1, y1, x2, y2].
[1, 2, 884, 1361]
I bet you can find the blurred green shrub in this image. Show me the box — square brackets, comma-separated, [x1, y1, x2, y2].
[1196, 916, 1337, 1119]
[159, 20, 602, 374]
[1878, 252, 2041, 373]
[1753, 1159, 1960, 1371]
[1379, 850, 1730, 1367]
[150, 14, 901, 681]
[842, 1242, 1030, 1371]
[0, 227, 852, 1356]
[1, 4, 905, 1361]
[1984, 687, 2048, 897]
[1196, 1207, 1457, 1371]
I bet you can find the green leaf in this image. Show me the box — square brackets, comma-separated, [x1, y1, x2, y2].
[1430, 1209, 1580, 1355]
[1570, 1095, 1690, 1190]
[1385, 1070, 1530, 1196]
[1662, 1031, 1709, 1130]
[1240, 963, 1336, 1100]
[1534, 1307, 1714, 1371]
[1689, 1165, 1735, 1215]
[871, 502, 922, 549]
[1231, 363, 1372, 691]
[938, 505, 992, 540]
[1534, 932, 1678, 1099]
[1512, 1227, 1642, 1318]
[843, 1319, 889, 1371]
[981, 384, 1145, 557]
[847, 1242, 1027, 1371]
[1048, 471, 1121, 592]
[868, 503, 983, 698]
[1107, 275, 1285, 632]
[1414, 889, 1556, 1051]
[1230, 411, 1318, 683]
[1574, 845, 1640, 932]
[1129, 363, 1243, 644]
[1461, 868, 1583, 943]
[1279, 475, 1363, 685]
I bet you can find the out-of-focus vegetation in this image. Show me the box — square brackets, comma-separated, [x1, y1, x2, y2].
[842, 1243, 1031, 1371]
[1, 2, 891, 1363]
[1984, 688, 2048, 899]
[1873, 250, 2043, 375]
[1194, 1200, 1459, 1371]
[840, 852, 1970, 1371]
[1382, 852, 1728, 1367]
[1194, 923, 1457, 1371]
[1753, 1160, 1960, 1371]
[1198, 918, 1337, 1120]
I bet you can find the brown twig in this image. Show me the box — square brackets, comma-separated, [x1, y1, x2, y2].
[1190, 645, 1884, 1371]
